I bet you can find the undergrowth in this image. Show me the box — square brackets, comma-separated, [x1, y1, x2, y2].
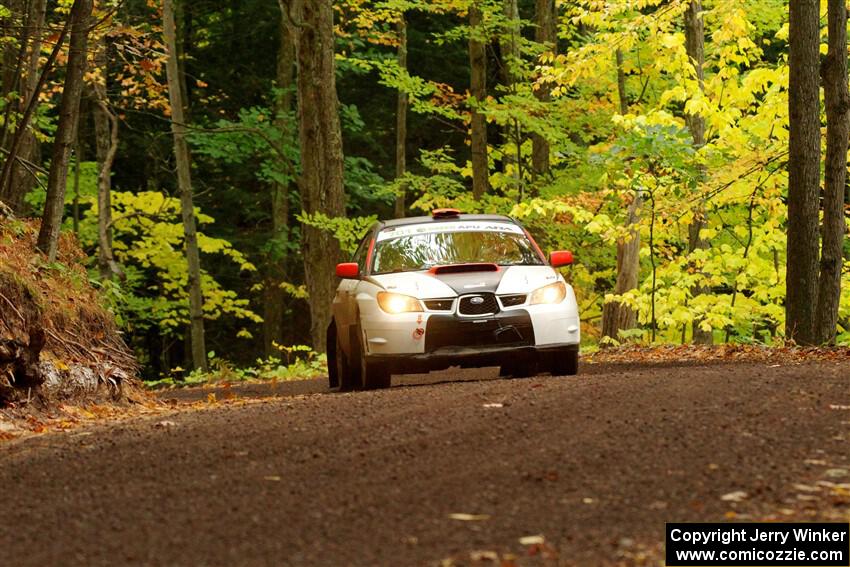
[146, 344, 326, 388]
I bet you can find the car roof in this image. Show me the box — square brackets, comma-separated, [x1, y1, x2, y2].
[378, 214, 517, 229]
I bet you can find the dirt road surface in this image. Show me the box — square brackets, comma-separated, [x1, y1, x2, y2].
[1, 361, 848, 566]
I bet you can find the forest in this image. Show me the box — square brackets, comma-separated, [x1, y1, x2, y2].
[0, 0, 847, 381]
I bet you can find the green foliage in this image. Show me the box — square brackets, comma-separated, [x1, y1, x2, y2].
[81, 191, 262, 337]
[15, 0, 847, 376]
[146, 345, 327, 388]
[297, 211, 378, 253]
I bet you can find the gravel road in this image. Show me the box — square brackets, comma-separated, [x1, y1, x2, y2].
[1, 361, 848, 566]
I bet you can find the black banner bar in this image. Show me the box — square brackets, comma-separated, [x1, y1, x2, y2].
[666, 523, 850, 566]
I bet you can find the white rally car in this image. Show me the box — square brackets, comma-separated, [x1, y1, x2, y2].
[327, 209, 580, 390]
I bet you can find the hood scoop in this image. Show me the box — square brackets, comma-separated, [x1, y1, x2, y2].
[428, 263, 499, 275]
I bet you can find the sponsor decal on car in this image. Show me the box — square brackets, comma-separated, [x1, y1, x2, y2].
[376, 221, 524, 242]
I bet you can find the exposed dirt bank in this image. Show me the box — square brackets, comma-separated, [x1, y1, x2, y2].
[0, 218, 137, 407]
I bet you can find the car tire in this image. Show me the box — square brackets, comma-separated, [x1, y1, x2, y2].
[327, 323, 339, 389]
[334, 327, 358, 391]
[360, 355, 391, 390]
[550, 348, 579, 376]
[499, 358, 538, 379]
[349, 325, 391, 390]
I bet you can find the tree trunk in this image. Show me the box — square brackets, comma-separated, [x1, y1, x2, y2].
[94, 100, 121, 281]
[5, 0, 46, 213]
[163, 0, 207, 371]
[602, 194, 641, 341]
[531, 0, 555, 179]
[91, 38, 121, 281]
[0, 10, 70, 210]
[0, 0, 25, 150]
[36, 0, 93, 260]
[615, 49, 628, 115]
[683, 0, 712, 345]
[264, 2, 297, 356]
[288, 0, 347, 352]
[814, 0, 850, 344]
[602, 52, 640, 342]
[469, 2, 489, 200]
[394, 14, 408, 219]
[786, 0, 822, 345]
[501, 0, 522, 195]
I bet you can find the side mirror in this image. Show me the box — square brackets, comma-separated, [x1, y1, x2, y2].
[336, 262, 360, 279]
[549, 251, 574, 268]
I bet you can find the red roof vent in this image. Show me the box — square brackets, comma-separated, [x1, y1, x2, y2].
[432, 208, 461, 219]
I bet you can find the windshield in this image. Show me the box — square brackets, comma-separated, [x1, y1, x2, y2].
[372, 225, 544, 274]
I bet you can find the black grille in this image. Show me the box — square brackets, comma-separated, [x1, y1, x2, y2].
[499, 294, 527, 308]
[458, 293, 499, 316]
[425, 311, 535, 352]
[424, 299, 454, 311]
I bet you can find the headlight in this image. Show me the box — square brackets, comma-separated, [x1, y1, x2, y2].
[529, 281, 567, 305]
[377, 292, 423, 314]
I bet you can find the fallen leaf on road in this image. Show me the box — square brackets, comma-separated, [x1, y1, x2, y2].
[264, 475, 281, 481]
[449, 513, 491, 521]
[824, 468, 849, 478]
[482, 403, 503, 408]
[828, 404, 850, 410]
[155, 420, 176, 428]
[720, 491, 748, 502]
[582, 497, 595, 504]
[519, 535, 544, 546]
[469, 550, 499, 561]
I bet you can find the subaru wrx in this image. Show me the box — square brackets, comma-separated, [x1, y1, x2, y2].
[327, 209, 580, 390]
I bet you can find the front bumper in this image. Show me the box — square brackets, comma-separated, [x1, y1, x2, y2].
[366, 343, 579, 374]
[358, 293, 580, 357]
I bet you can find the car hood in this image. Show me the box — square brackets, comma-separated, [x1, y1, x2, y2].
[369, 266, 560, 298]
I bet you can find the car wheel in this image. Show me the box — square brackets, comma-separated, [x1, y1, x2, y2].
[360, 355, 391, 390]
[352, 326, 391, 390]
[499, 358, 538, 379]
[335, 327, 357, 391]
[327, 323, 339, 389]
[550, 348, 579, 376]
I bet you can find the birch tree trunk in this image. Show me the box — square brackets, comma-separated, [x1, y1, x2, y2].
[814, 0, 850, 344]
[469, 2, 489, 200]
[394, 14, 408, 219]
[288, 0, 347, 351]
[37, 0, 93, 260]
[786, 0, 822, 345]
[163, 0, 207, 371]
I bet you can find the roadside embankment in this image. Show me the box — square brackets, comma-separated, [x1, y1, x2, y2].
[0, 217, 138, 411]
